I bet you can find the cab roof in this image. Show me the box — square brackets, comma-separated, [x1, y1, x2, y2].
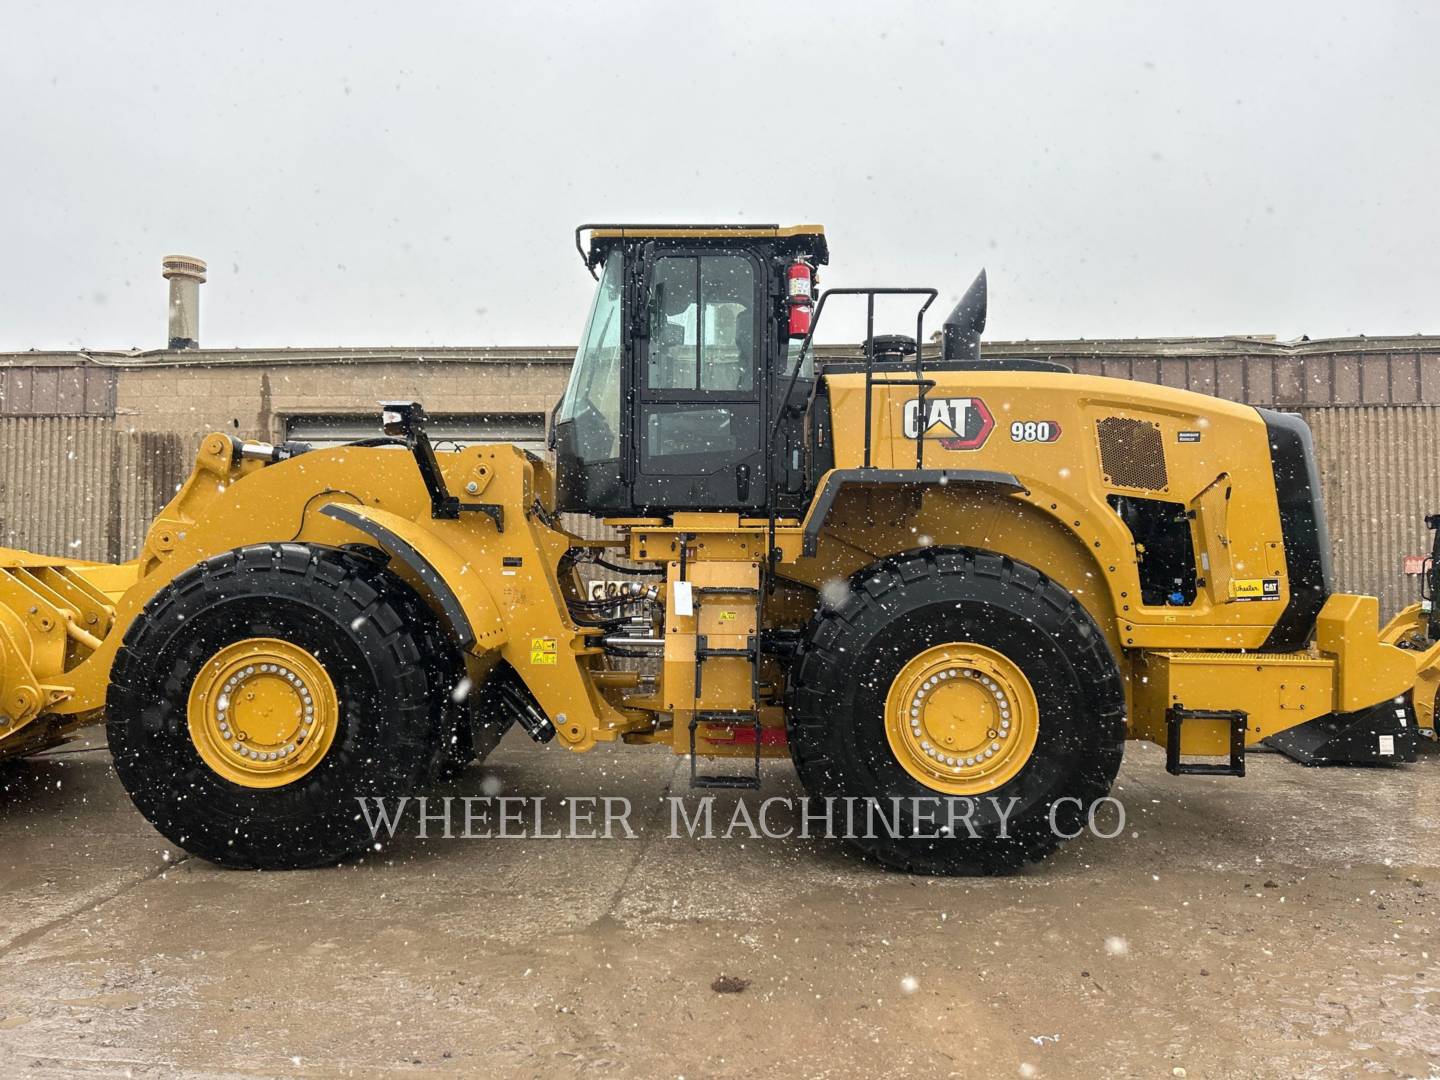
[575, 223, 828, 272]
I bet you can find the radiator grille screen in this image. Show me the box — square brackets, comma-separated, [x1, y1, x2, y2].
[1097, 416, 1169, 491]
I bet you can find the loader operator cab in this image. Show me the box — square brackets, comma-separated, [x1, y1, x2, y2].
[554, 224, 828, 516]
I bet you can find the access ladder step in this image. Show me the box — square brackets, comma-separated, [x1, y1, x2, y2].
[688, 710, 762, 790]
[696, 645, 757, 659]
[695, 633, 758, 661]
[1165, 705, 1247, 777]
[693, 634, 759, 698]
[694, 586, 761, 598]
[693, 710, 761, 726]
[690, 775, 760, 790]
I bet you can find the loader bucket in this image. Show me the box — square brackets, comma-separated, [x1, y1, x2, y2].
[0, 550, 139, 761]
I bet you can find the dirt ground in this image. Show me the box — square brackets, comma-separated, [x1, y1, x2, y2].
[1, 732, 1437, 1080]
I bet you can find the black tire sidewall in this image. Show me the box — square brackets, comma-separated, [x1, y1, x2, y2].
[841, 597, 1096, 834]
[788, 548, 1125, 872]
[107, 544, 444, 868]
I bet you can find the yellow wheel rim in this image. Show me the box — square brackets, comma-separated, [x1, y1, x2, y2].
[884, 642, 1039, 796]
[187, 637, 340, 789]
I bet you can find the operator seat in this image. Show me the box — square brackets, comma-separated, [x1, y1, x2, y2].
[653, 322, 688, 388]
[701, 310, 750, 391]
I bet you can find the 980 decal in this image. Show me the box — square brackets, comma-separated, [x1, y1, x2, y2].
[1010, 420, 1061, 443]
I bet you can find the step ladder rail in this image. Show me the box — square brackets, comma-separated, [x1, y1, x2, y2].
[686, 573, 765, 790]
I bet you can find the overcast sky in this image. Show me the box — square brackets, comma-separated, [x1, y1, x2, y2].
[3, 2, 1438, 350]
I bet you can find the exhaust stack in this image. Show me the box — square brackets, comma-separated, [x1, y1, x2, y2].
[162, 255, 207, 350]
[940, 269, 987, 363]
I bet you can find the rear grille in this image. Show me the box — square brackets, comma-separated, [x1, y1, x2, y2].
[1097, 416, 1168, 491]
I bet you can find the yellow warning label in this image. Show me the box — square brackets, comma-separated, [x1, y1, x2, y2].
[529, 637, 558, 665]
[718, 610, 736, 623]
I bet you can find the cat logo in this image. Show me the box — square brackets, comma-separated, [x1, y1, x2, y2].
[902, 396, 995, 450]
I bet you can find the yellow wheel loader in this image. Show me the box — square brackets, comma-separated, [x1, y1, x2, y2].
[1, 223, 1432, 874]
[1378, 514, 1440, 735]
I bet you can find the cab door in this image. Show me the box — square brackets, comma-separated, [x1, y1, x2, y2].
[631, 247, 766, 511]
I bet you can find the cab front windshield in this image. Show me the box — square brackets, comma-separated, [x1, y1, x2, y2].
[556, 253, 624, 462]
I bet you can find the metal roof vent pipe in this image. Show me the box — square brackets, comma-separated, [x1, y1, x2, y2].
[162, 255, 207, 350]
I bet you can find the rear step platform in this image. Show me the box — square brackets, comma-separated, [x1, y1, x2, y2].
[688, 711, 762, 790]
[1166, 706, 1247, 777]
[1264, 695, 1418, 765]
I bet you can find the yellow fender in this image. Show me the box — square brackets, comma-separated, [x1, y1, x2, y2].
[318, 504, 507, 653]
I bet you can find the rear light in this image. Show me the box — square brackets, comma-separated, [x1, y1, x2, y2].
[787, 261, 814, 339]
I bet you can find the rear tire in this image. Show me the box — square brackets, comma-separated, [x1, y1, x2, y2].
[786, 547, 1125, 875]
[107, 543, 456, 869]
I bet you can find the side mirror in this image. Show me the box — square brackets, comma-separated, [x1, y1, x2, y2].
[546, 399, 562, 451]
[633, 281, 662, 342]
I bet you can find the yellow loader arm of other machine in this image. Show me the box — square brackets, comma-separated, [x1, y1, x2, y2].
[0, 551, 138, 756]
[1373, 511, 1440, 737]
[1381, 603, 1440, 734]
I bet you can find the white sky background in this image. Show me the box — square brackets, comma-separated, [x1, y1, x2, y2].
[2, 1, 1438, 350]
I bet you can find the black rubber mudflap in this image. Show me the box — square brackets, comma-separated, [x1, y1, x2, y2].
[1264, 693, 1418, 765]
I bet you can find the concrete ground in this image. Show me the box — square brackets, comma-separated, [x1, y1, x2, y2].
[1, 732, 1437, 1080]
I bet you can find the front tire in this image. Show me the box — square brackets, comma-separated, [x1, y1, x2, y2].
[787, 548, 1125, 875]
[107, 543, 456, 869]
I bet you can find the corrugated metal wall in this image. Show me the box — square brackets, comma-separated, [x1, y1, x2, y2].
[119, 431, 189, 557]
[0, 419, 189, 562]
[989, 342, 1440, 407]
[1299, 406, 1438, 615]
[1, 417, 117, 560]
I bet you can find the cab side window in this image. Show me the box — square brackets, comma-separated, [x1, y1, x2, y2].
[645, 255, 755, 393]
[637, 251, 762, 490]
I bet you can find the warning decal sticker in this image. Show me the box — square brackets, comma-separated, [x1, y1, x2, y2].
[1230, 578, 1281, 601]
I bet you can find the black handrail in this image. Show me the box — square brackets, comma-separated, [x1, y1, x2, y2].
[764, 287, 938, 574]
